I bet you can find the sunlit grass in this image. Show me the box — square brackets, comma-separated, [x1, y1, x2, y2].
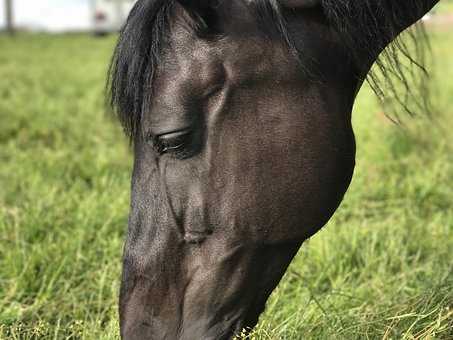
[0, 30, 452, 339]
[436, 0, 453, 14]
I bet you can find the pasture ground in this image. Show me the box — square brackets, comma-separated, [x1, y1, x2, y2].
[0, 24, 452, 340]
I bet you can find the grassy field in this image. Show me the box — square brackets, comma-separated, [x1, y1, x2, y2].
[0, 27, 452, 340]
[437, 0, 453, 14]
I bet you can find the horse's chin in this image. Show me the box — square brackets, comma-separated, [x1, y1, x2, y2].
[178, 317, 246, 340]
[121, 315, 248, 340]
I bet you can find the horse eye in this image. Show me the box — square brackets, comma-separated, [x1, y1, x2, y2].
[152, 129, 194, 159]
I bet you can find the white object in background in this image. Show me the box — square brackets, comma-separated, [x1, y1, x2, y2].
[93, 0, 136, 34]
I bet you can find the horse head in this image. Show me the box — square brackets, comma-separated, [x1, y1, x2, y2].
[108, 0, 438, 338]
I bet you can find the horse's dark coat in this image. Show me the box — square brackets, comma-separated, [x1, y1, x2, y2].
[108, 1, 439, 338]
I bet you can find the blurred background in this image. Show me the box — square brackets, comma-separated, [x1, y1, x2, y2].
[0, 0, 137, 34]
[0, 1, 452, 339]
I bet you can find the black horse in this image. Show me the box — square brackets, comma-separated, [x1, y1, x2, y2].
[108, 0, 439, 338]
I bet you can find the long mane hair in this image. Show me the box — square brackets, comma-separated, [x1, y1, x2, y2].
[108, 0, 432, 139]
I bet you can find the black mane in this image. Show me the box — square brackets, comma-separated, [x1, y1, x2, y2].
[108, 0, 432, 139]
[321, 0, 433, 120]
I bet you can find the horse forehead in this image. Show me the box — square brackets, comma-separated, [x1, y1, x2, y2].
[174, 38, 218, 80]
[161, 30, 280, 88]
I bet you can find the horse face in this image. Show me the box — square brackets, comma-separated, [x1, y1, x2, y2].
[120, 1, 357, 338]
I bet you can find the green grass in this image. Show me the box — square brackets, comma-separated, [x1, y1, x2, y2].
[436, 0, 453, 14]
[0, 28, 452, 339]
